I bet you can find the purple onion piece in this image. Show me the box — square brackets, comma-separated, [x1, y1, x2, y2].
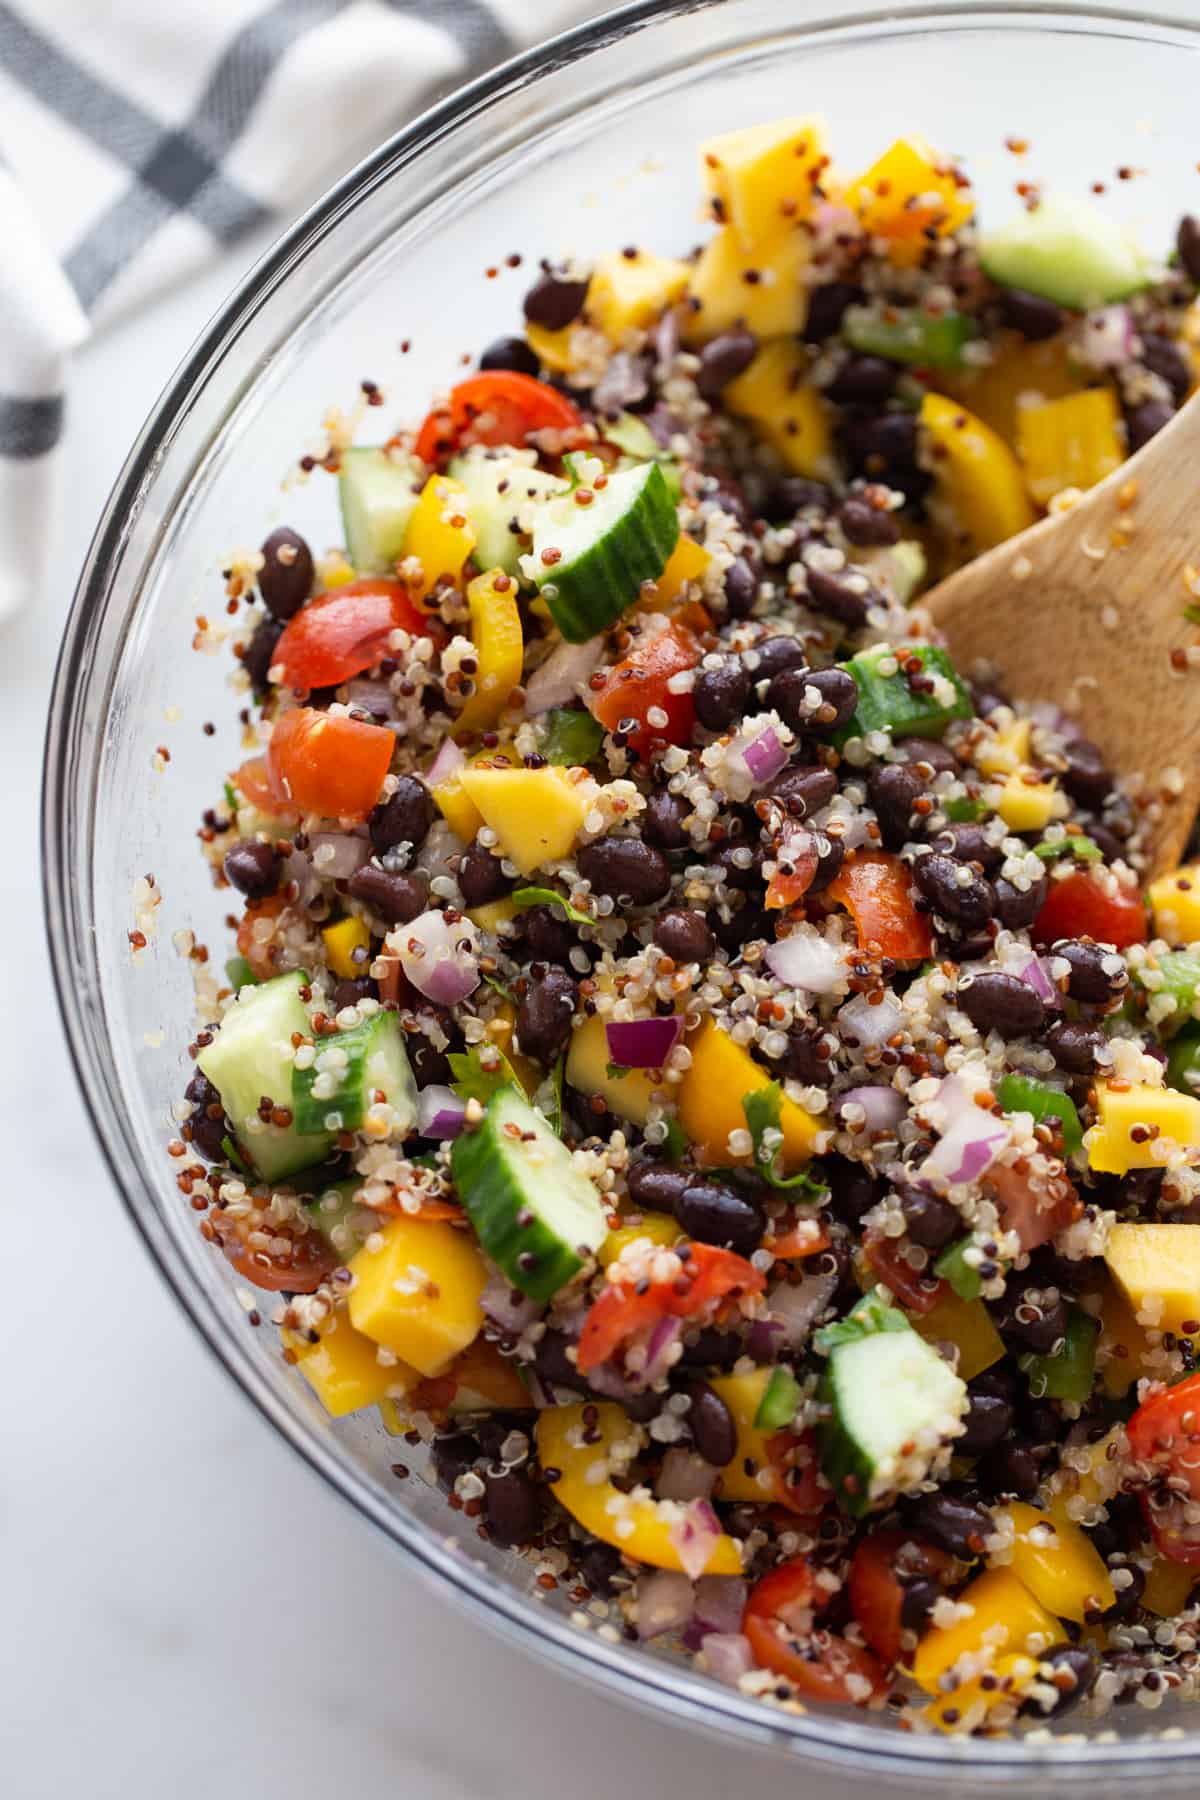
[668, 1498, 723, 1581]
[397, 909, 480, 1005]
[636, 1568, 695, 1641]
[838, 1083, 907, 1135]
[426, 736, 465, 787]
[702, 1632, 756, 1688]
[524, 636, 603, 715]
[416, 1083, 466, 1140]
[656, 1447, 718, 1504]
[739, 724, 789, 786]
[604, 1014, 683, 1070]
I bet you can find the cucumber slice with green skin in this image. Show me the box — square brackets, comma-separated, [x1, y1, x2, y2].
[842, 305, 975, 369]
[601, 411, 683, 501]
[979, 194, 1149, 311]
[815, 1290, 967, 1517]
[532, 459, 679, 642]
[1167, 1024, 1200, 1095]
[449, 447, 566, 576]
[451, 1085, 607, 1301]
[754, 1366, 804, 1430]
[835, 642, 972, 747]
[339, 447, 424, 574]
[197, 970, 333, 1183]
[537, 707, 605, 767]
[860, 539, 927, 606]
[995, 1073, 1083, 1155]
[1020, 1307, 1097, 1403]
[291, 1009, 417, 1138]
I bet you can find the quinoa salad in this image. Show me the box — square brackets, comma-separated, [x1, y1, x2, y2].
[170, 118, 1200, 1737]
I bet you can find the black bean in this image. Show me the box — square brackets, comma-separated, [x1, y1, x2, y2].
[957, 1389, 1014, 1456]
[1085, 1491, 1140, 1561]
[906, 1488, 993, 1558]
[694, 660, 751, 731]
[223, 838, 281, 899]
[483, 1466, 543, 1546]
[696, 329, 758, 401]
[802, 666, 858, 733]
[898, 1182, 961, 1250]
[709, 901, 771, 956]
[678, 1378, 738, 1467]
[621, 1388, 663, 1423]
[1022, 1645, 1098, 1720]
[899, 1578, 940, 1634]
[407, 1028, 453, 1089]
[1100, 1564, 1145, 1625]
[184, 1070, 228, 1162]
[458, 842, 511, 908]
[747, 636, 808, 684]
[516, 967, 577, 1064]
[523, 269, 589, 331]
[1179, 215, 1200, 285]
[258, 527, 314, 621]
[432, 1431, 479, 1489]
[564, 1085, 617, 1142]
[842, 410, 932, 505]
[838, 495, 900, 547]
[369, 775, 434, 854]
[1060, 736, 1113, 808]
[1053, 938, 1128, 1003]
[979, 1441, 1044, 1501]
[676, 1180, 765, 1256]
[805, 564, 877, 629]
[971, 682, 1009, 719]
[479, 335, 541, 377]
[1126, 398, 1174, 451]
[809, 831, 846, 892]
[957, 970, 1046, 1039]
[781, 1026, 835, 1088]
[577, 1539, 623, 1594]
[996, 287, 1064, 341]
[578, 836, 671, 905]
[766, 762, 838, 819]
[1081, 819, 1127, 864]
[931, 821, 1002, 870]
[867, 763, 924, 850]
[823, 1158, 883, 1227]
[521, 904, 575, 966]
[803, 281, 864, 343]
[899, 736, 960, 776]
[827, 354, 898, 406]
[347, 863, 428, 925]
[1044, 1018, 1109, 1076]
[995, 1287, 1069, 1355]
[627, 1161, 691, 1213]
[678, 1327, 743, 1370]
[1140, 331, 1191, 405]
[332, 975, 379, 1010]
[653, 908, 713, 963]
[702, 477, 754, 529]
[766, 668, 818, 732]
[712, 839, 764, 892]
[993, 873, 1048, 930]
[914, 853, 994, 926]
[642, 789, 689, 850]
[240, 615, 284, 694]
[534, 1328, 585, 1394]
[723, 554, 760, 619]
[768, 476, 836, 523]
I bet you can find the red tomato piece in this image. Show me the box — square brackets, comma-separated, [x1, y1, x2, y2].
[743, 1560, 887, 1704]
[765, 829, 819, 912]
[1129, 1371, 1200, 1506]
[266, 707, 394, 822]
[828, 851, 934, 962]
[210, 1208, 339, 1294]
[863, 1229, 946, 1315]
[273, 580, 437, 690]
[1142, 1492, 1200, 1565]
[847, 1528, 955, 1667]
[764, 1429, 831, 1515]
[575, 1241, 765, 1374]
[1032, 869, 1147, 950]
[233, 755, 294, 818]
[589, 622, 701, 759]
[985, 1160, 1081, 1254]
[414, 372, 584, 466]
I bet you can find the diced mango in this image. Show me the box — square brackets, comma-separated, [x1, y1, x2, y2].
[1043, 1421, 1128, 1513]
[403, 473, 476, 599]
[457, 764, 589, 875]
[453, 570, 524, 737]
[722, 339, 833, 479]
[911, 1567, 1060, 1694]
[1104, 1222, 1200, 1336]
[1001, 1502, 1115, 1622]
[1016, 387, 1124, 508]
[913, 1288, 1005, 1382]
[924, 1652, 1039, 1734]
[587, 249, 691, 341]
[284, 1307, 419, 1418]
[1088, 1086, 1200, 1176]
[1096, 1278, 1161, 1397]
[644, 534, 711, 610]
[485, 1000, 541, 1100]
[678, 1018, 824, 1169]
[1142, 1554, 1196, 1618]
[599, 1211, 683, 1267]
[683, 227, 811, 344]
[537, 1402, 743, 1574]
[935, 331, 1081, 446]
[564, 1011, 666, 1128]
[710, 1368, 780, 1503]
[847, 137, 973, 267]
[976, 715, 1032, 778]
[431, 770, 483, 841]
[699, 116, 828, 248]
[1149, 865, 1200, 946]
[996, 770, 1065, 832]
[322, 915, 372, 981]
[348, 1216, 486, 1376]
[524, 320, 575, 374]
[920, 391, 1036, 560]
[465, 896, 519, 935]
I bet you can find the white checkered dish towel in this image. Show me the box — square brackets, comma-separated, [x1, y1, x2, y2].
[0, 0, 601, 622]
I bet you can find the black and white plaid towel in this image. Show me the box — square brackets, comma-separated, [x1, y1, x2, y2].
[0, 0, 602, 621]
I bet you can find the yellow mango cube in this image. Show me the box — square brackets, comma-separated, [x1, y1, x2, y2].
[920, 391, 1035, 560]
[564, 1011, 666, 1128]
[996, 770, 1064, 832]
[457, 764, 589, 875]
[677, 1018, 824, 1169]
[976, 715, 1032, 778]
[848, 136, 973, 267]
[700, 116, 828, 248]
[1002, 1502, 1115, 1622]
[924, 1652, 1039, 1734]
[1149, 865, 1200, 945]
[1142, 1554, 1196, 1618]
[403, 474, 476, 599]
[322, 915, 372, 981]
[710, 1368, 780, 1503]
[431, 770, 482, 842]
[348, 1216, 486, 1376]
[644, 534, 711, 610]
[683, 226, 811, 344]
[465, 896, 519, 935]
[935, 331, 1081, 446]
[452, 570, 524, 738]
[587, 249, 691, 342]
[1016, 387, 1124, 508]
[1104, 1222, 1200, 1336]
[1088, 1085, 1200, 1175]
[1096, 1278, 1161, 1397]
[722, 339, 833, 479]
[913, 1289, 1005, 1382]
[912, 1567, 1060, 1694]
[524, 320, 575, 374]
[599, 1211, 683, 1268]
[284, 1308, 419, 1418]
[485, 1000, 541, 1099]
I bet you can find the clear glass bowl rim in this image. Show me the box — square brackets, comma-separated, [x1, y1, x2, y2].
[42, 1, 1200, 1782]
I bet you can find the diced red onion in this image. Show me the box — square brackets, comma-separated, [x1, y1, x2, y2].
[584, 1361, 635, 1400]
[481, 1269, 542, 1334]
[922, 1074, 1009, 1186]
[605, 1015, 683, 1069]
[839, 991, 903, 1050]
[416, 1083, 466, 1141]
[283, 846, 320, 909]
[668, 1498, 723, 1581]
[525, 638, 602, 714]
[425, 737, 465, 787]
[636, 1568, 695, 1640]
[738, 724, 789, 786]
[701, 1632, 755, 1688]
[1080, 303, 1134, 370]
[765, 1269, 839, 1349]
[694, 1575, 749, 1638]
[653, 309, 681, 371]
[1013, 951, 1062, 1011]
[396, 909, 480, 1005]
[811, 202, 860, 253]
[656, 1447, 718, 1503]
[765, 927, 849, 997]
[838, 1083, 907, 1135]
[344, 677, 396, 721]
[594, 350, 650, 414]
[640, 1314, 683, 1388]
[309, 831, 371, 881]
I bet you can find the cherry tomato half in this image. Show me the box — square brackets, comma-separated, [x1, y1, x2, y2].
[209, 1208, 339, 1295]
[575, 1242, 765, 1374]
[273, 580, 439, 691]
[1032, 869, 1147, 950]
[266, 707, 394, 822]
[1129, 1371, 1200, 1506]
[984, 1160, 1081, 1254]
[415, 372, 584, 466]
[743, 1560, 887, 1704]
[828, 851, 933, 962]
[848, 1528, 955, 1666]
[863, 1229, 946, 1315]
[589, 621, 701, 760]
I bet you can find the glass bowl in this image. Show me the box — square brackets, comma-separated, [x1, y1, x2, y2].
[43, 1, 1200, 1784]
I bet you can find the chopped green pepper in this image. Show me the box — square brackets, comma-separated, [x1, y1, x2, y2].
[1032, 835, 1103, 863]
[941, 795, 986, 823]
[537, 708, 604, 768]
[224, 955, 258, 990]
[934, 1238, 984, 1303]
[995, 1073, 1084, 1155]
[754, 1366, 804, 1430]
[835, 642, 973, 747]
[842, 303, 976, 369]
[1020, 1308, 1097, 1403]
[1167, 1024, 1200, 1097]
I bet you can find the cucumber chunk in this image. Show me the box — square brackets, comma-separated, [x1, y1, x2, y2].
[601, 411, 683, 501]
[836, 642, 972, 746]
[815, 1290, 967, 1516]
[291, 1009, 417, 1138]
[860, 539, 927, 606]
[842, 304, 975, 368]
[304, 1178, 375, 1258]
[197, 970, 333, 1183]
[339, 447, 424, 574]
[532, 459, 679, 642]
[449, 446, 566, 576]
[754, 1365, 803, 1430]
[451, 1085, 607, 1300]
[979, 194, 1149, 311]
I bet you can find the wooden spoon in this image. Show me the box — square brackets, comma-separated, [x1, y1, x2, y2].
[922, 392, 1200, 877]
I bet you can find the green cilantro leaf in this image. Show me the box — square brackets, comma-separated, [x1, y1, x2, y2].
[511, 886, 593, 927]
[447, 1045, 522, 1105]
[742, 1083, 827, 1194]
